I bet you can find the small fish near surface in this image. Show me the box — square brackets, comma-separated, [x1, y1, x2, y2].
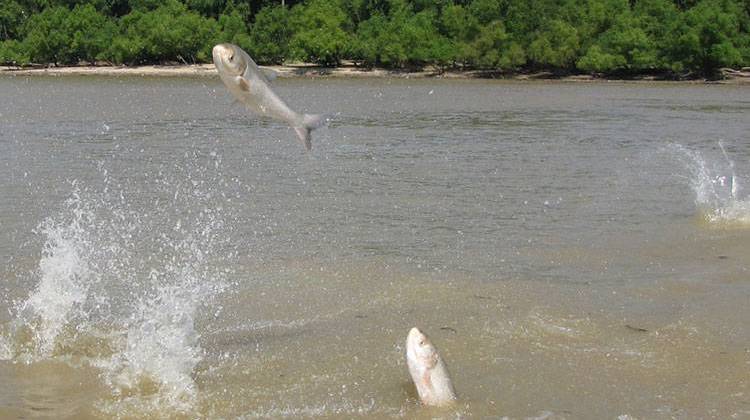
[212, 43, 327, 150]
[406, 327, 457, 407]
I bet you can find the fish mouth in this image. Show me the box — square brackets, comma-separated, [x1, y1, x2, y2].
[407, 327, 427, 349]
[212, 44, 232, 64]
[213, 43, 247, 75]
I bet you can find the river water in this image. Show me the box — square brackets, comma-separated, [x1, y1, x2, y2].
[0, 75, 748, 418]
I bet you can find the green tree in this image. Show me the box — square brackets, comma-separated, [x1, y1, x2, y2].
[340, 0, 391, 25]
[290, 0, 350, 65]
[503, 0, 559, 45]
[67, 4, 117, 63]
[440, 4, 478, 41]
[399, 9, 448, 66]
[577, 12, 659, 73]
[440, 0, 525, 69]
[467, 0, 505, 25]
[248, 5, 292, 64]
[665, 0, 749, 76]
[472, 20, 525, 69]
[353, 13, 406, 66]
[3, 0, 749, 75]
[354, 0, 449, 68]
[217, 9, 252, 53]
[558, 0, 629, 45]
[0, 39, 30, 64]
[576, 45, 625, 72]
[633, 0, 680, 67]
[185, 0, 228, 17]
[107, 0, 218, 64]
[22, 6, 72, 64]
[0, 1, 27, 40]
[128, 0, 167, 11]
[528, 19, 580, 69]
[440, 4, 479, 65]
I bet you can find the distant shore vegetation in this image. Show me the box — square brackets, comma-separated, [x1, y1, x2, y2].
[1, 0, 749, 78]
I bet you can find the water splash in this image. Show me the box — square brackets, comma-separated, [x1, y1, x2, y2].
[99, 285, 211, 414]
[3, 154, 235, 416]
[669, 142, 750, 225]
[14, 186, 95, 357]
[0, 333, 10, 361]
[99, 224, 227, 415]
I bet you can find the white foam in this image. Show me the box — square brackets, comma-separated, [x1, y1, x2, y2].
[8, 166, 232, 416]
[669, 142, 750, 225]
[16, 189, 95, 356]
[103, 285, 203, 413]
[0, 334, 11, 360]
[95, 213, 228, 415]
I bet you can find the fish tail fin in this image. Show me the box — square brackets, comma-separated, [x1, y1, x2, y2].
[294, 114, 328, 151]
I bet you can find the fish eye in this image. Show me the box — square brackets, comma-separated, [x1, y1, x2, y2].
[229, 53, 234, 61]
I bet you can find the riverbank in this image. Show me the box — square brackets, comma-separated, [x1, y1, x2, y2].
[2, 63, 750, 83]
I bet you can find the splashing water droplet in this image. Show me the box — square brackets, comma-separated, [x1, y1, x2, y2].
[0, 334, 11, 361]
[15, 187, 96, 357]
[5, 159, 234, 416]
[669, 142, 750, 225]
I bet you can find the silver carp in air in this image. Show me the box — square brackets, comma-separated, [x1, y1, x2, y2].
[406, 327, 457, 407]
[212, 43, 326, 150]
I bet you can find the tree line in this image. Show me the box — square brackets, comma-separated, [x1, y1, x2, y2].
[1, 0, 749, 77]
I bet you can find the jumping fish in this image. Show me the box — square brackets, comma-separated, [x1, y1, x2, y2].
[406, 327, 457, 407]
[212, 43, 326, 150]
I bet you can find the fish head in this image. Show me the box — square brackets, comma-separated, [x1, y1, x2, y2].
[212, 43, 247, 76]
[406, 327, 439, 369]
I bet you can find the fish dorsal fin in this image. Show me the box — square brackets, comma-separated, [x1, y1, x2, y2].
[241, 53, 266, 81]
[260, 68, 278, 82]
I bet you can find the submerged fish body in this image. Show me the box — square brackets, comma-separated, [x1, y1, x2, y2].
[406, 327, 457, 407]
[212, 43, 325, 150]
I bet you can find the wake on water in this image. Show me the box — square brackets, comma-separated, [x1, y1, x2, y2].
[669, 141, 750, 225]
[0, 157, 235, 416]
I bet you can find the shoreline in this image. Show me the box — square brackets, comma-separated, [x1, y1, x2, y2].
[1, 63, 749, 84]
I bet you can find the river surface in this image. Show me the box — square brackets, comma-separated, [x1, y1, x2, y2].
[0, 75, 748, 419]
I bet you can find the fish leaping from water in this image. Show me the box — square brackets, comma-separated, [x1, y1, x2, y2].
[212, 43, 326, 150]
[406, 327, 457, 407]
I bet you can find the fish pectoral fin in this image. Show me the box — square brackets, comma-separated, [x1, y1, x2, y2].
[237, 76, 251, 92]
[424, 353, 438, 369]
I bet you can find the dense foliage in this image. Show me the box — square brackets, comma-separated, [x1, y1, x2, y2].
[1, 0, 749, 77]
